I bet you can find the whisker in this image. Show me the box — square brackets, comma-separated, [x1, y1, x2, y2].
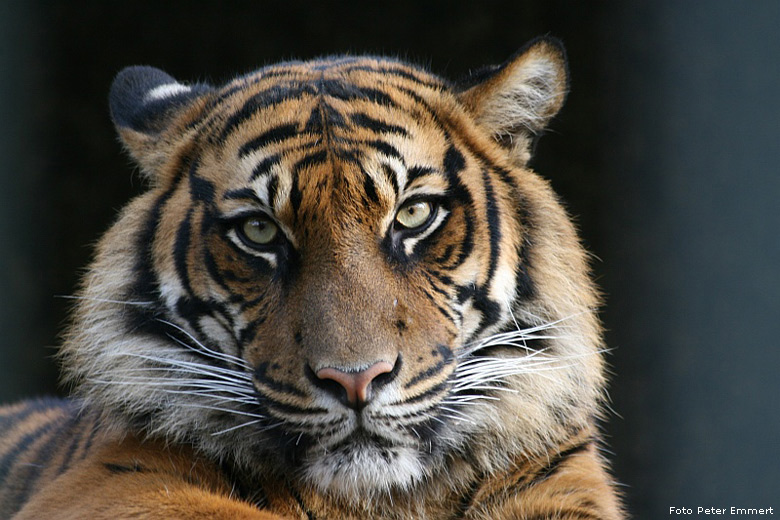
[157, 319, 250, 369]
[178, 402, 266, 419]
[106, 364, 252, 387]
[56, 294, 155, 306]
[459, 312, 589, 358]
[211, 419, 264, 436]
[113, 352, 253, 383]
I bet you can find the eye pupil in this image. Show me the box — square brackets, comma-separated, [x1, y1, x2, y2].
[241, 217, 278, 245]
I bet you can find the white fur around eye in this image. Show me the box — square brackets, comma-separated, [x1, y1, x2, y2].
[226, 229, 278, 267]
[402, 208, 449, 257]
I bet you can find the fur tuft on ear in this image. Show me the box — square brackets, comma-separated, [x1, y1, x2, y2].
[109, 66, 212, 177]
[459, 37, 569, 164]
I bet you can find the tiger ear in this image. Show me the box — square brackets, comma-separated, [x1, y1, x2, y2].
[458, 38, 568, 164]
[109, 66, 212, 177]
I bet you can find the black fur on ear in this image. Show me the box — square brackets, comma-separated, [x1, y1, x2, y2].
[109, 66, 212, 134]
[109, 66, 212, 178]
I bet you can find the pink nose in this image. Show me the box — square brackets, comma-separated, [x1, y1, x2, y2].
[316, 361, 395, 407]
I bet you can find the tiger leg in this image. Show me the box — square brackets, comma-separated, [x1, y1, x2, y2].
[13, 434, 285, 520]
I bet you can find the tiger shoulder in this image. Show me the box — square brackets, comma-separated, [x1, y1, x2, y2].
[1, 38, 625, 519]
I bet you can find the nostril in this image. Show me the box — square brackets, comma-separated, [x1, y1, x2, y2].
[312, 359, 397, 408]
[317, 376, 349, 404]
[371, 355, 402, 390]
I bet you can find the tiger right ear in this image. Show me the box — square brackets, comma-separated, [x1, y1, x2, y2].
[458, 38, 568, 165]
[109, 66, 212, 177]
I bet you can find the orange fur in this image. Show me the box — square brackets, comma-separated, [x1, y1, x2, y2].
[14, 432, 277, 519]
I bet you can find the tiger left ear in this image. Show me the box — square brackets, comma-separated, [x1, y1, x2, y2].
[109, 66, 213, 178]
[458, 38, 568, 164]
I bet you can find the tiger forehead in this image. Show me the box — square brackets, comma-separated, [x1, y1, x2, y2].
[201, 58, 457, 217]
[207, 56, 452, 153]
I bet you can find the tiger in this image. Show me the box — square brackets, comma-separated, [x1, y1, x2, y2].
[0, 38, 624, 519]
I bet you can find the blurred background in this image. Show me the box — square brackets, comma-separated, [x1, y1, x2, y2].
[1, 1, 778, 516]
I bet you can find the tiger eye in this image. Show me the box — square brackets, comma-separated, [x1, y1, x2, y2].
[241, 217, 278, 246]
[395, 201, 433, 230]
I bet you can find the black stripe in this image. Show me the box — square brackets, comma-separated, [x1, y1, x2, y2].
[77, 412, 101, 462]
[454, 474, 484, 519]
[362, 174, 379, 205]
[404, 344, 454, 388]
[204, 246, 235, 293]
[288, 483, 317, 520]
[254, 363, 306, 398]
[442, 145, 475, 267]
[342, 64, 445, 90]
[14, 409, 79, 507]
[250, 153, 282, 181]
[401, 380, 450, 405]
[267, 175, 279, 206]
[381, 163, 400, 196]
[481, 169, 501, 288]
[290, 149, 328, 220]
[237, 315, 266, 352]
[320, 79, 397, 108]
[56, 407, 96, 475]
[434, 244, 457, 265]
[467, 169, 503, 335]
[219, 84, 317, 142]
[292, 149, 328, 175]
[406, 165, 435, 185]
[264, 400, 328, 417]
[526, 440, 593, 489]
[417, 284, 460, 325]
[447, 137, 537, 305]
[0, 406, 64, 489]
[103, 462, 147, 474]
[0, 399, 61, 434]
[126, 159, 188, 323]
[350, 112, 408, 136]
[224, 187, 261, 203]
[422, 272, 452, 299]
[189, 163, 215, 205]
[173, 208, 195, 296]
[239, 123, 300, 158]
[362, 139, 403, 160]
[318, 101, 347, 129]
[516, 237, 535, 301]
[304, 106, 323, 133]
[515, 198, 536, 300]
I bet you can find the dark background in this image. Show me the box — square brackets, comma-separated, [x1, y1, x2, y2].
[2, 2, 778, 516]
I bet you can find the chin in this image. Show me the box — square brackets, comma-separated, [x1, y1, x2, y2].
[300, 435, 427, 499]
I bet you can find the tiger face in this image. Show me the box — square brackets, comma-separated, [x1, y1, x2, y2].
[61, 39, 605, 500]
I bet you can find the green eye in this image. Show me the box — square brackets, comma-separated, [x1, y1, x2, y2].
[240, 216, 278, 246]
[395, 200, 434, 230]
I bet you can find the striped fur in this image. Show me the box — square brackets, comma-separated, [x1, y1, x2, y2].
[1, 38, 624, 518]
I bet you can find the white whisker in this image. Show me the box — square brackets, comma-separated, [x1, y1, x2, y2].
[114, 352, 252, 383]
[157, 319, 250, 369]
[211, 419, 264, 436]
[178, 402, 266, 419]
[56, 294, 155, 306]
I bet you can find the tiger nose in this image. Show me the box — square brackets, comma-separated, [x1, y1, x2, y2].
[315, 361, 396, 408]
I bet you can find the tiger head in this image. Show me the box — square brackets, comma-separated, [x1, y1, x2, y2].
[61, 38, 605, 499]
